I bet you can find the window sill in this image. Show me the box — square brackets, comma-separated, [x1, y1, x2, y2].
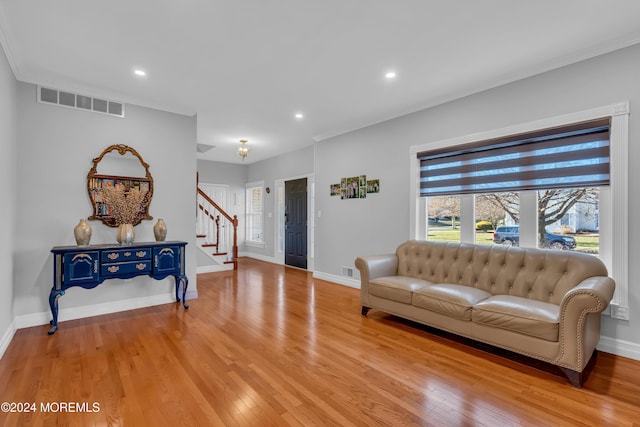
[245, 241, 266, 249]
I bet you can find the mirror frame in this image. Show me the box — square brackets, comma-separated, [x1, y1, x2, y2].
[87, 144, 154, 227]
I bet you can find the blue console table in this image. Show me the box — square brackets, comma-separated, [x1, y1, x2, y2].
[49, 241, 188, 334]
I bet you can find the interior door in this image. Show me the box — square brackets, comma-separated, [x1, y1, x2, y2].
[285, 178, 307, 269]
[199, 184, 227, 211]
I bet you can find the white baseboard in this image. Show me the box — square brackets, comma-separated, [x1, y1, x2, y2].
[14, 293, 187, 330]
[0, 320, 16, 360]
[312, 271, 360, 289]
[197, 264, 234, 273]
[598, 335, 640, 361]
[239, 252, 278, 264]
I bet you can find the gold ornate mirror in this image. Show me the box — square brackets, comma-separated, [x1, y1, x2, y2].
[87, 144, 154, 227]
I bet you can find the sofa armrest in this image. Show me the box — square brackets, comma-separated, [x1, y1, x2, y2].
[555, 276, 616, 370]
[560, 276, 616, 315]
[354, 254, 398, 308]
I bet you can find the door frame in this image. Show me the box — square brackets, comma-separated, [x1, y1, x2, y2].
[274, 173, 314, 271]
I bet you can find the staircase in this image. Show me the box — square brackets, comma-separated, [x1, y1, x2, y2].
[196, 186, 238, 271]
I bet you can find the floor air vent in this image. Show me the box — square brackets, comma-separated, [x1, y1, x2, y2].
[38, 86, 125, 118]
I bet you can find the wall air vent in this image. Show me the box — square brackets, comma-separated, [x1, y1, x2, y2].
[342, 266, 354, 278]
[37, 86, 125, 118]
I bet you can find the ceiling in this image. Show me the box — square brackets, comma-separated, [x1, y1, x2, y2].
[1, 1, 640, 164]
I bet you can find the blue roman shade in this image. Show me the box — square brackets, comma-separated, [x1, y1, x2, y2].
[417, 117, 611, 197]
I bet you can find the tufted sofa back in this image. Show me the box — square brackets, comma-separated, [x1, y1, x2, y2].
[396, 240, 609, 305]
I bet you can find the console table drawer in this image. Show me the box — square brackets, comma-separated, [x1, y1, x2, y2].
[101, 248, 151, 262]
[101, 260, 152, 276]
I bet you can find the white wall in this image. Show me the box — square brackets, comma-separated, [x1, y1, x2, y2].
[315, 43, 640, 352]
[0, 41, 17, 356]
[13, 82, 197, 328]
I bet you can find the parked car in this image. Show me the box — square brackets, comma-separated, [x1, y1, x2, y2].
[492, 225, 576, 250]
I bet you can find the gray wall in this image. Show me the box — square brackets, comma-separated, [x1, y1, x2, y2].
[13, 82, 197, 322]
[245, 145, 315, 259]
[0, 43, 17, 353]
[315, 43, 640, 347]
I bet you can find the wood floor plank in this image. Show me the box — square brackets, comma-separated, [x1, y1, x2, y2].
[1, 257, 640, 426]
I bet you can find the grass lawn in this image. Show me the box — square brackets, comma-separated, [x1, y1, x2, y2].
[427, 223, 599, 254]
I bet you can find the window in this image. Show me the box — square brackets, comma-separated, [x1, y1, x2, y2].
[245, 181, 264, 246]
[537, 188, 599, 253]
[411, 103, 629, 320]
[475, 192, 519, 245]
[427, 195, 461, 243]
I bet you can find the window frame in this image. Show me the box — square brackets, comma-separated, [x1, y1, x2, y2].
[410, 102, 629, 320]
[245, 180, 265, 247]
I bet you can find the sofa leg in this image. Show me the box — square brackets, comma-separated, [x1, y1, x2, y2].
[361, 306, 371, 316]
[559, 367, 583, 388]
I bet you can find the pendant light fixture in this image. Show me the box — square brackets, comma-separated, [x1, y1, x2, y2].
[237, 139, 249, 160]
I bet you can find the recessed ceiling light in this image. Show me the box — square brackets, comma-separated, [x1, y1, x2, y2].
[134, 69, 146, 77]
[295, 113, 304, 119]
[385, 71, 396, 79]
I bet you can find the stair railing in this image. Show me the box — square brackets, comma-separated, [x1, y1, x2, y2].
[196, 187, 238, 270]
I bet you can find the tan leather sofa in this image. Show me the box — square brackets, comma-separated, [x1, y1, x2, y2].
[355, 240, 615, 387]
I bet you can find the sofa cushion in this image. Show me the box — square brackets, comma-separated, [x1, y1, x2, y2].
[412, 284, 492, 321]
[369, 276, 432, 304]
[472, 295, 560, 341]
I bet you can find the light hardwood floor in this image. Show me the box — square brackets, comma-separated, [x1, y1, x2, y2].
[1, 257, 639, 426]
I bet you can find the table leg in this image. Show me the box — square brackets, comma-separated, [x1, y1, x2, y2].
[174, 275, 189, 309]
[48, 289, 64, 335]
[181, 276, 189, 309]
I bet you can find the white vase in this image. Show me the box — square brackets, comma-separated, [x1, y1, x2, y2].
[74, 218, 92, 246]
[116, 223, 135, 245]
[154, 218, 167, 241]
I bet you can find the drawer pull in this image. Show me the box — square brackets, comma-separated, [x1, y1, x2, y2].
[136, 263, 146, 271]
[107, 266, 120, 273]
[124, 252, 132, 257]
[94, 260, 98, 273]
[136, 251, 147, 258]
[107, 253, 119, 260]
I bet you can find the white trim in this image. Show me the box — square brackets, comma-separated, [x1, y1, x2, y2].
[245, 180, 265, 246]
[273, 173, 315, 271]
[0, 320, 16, 360]
[240, 251, 278, 265]
[606, 104, 629, 318]
[197, 264, 233, 273]
[14, 293, 184, 330]
[410, 102, 630, 319]
[244, 240, 266, 249]
[0, 2, 21, 79]
[598, 336, 640, 362]
[312, 271, 360, 289]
